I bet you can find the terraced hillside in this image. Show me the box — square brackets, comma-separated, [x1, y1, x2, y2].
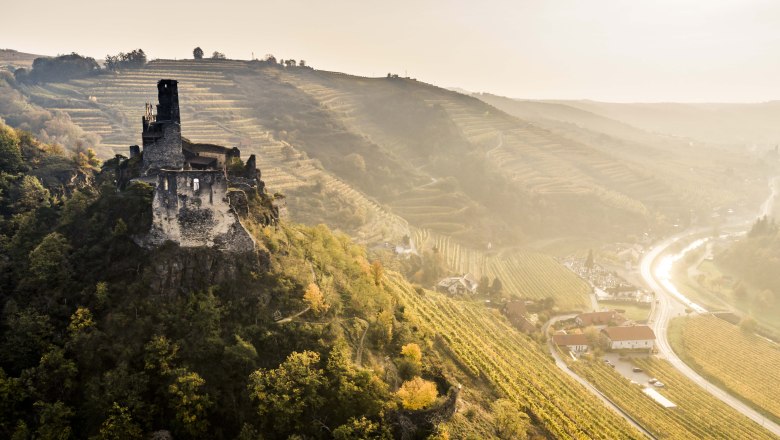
[477, 94, 766, 218]
[414, 229, 591, 311]
[16, 59, 767, 246]
[388, 273, 642, 439]
[19, 60, 409, 244]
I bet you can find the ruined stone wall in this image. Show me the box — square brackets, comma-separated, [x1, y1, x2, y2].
[146, 170, 255, 253]
[142, 123, 185, 173]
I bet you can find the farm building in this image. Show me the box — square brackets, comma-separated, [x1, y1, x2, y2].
[436, 273, 479, 295]
[552, 333, 589, 352]
[601, 326, 656, 350]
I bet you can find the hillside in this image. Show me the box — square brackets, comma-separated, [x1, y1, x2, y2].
[554, 99, 780, 147]
[8, 58, 770, 252]
[0, 49, 43, 70]
[0, 121, 649, 439]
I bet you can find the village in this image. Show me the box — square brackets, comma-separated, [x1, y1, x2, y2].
[563, 253, 654, 305]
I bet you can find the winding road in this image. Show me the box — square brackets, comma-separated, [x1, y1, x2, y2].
[640, 178, 780, 437]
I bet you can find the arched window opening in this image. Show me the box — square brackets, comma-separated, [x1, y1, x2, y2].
[193, 178, 200, 192]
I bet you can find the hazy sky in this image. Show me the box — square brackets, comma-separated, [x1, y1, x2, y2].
[3, 0, 780, 102]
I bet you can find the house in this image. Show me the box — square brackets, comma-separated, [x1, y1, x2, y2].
[436, 273, 479, 295]
[601, 326, 656, 350]
[552, 333, 589, 352]
[575, 310, 625, 327]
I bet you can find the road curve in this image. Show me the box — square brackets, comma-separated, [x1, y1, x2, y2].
[640, 231, 780, 437]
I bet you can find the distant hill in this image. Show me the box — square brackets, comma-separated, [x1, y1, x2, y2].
[0, 48, 45, 70]
[553, 99, 780, 147]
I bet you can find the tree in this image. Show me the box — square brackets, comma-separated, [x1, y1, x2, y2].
[168, 370, 211, 437]
[478, 275, 491, 295]
[398, 343, 422, 380]
[333, 417, 388, 439]
[400, 343, 422, 364]
[247, 351, 325, 434]
[15, 175, 50, 211]
[91, 403, 143, 440]
[370, 260, 384, 286]
[585, 249, 594, 272]
[491, 398, 530, 439]
[739, 316, 758, 333]
[491, 277, 503, 296]
[396, 377, 438, 410]
[299, 60, 307, 67]
[28, 232, 71, 284]
[193, 47, 204, 60]
[303, 282, 329, 315]
[212, 51, 226, 60]
[0, 123, 24, 172]
[33, 400, 74, 440]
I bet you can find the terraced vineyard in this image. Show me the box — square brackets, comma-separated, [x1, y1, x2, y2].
[570, 357, 776, 439]
[387, 273, 642, 439]
[414, 229, 591, 311]
[670, 315, 780, 422]
[19, 60, 409, 243]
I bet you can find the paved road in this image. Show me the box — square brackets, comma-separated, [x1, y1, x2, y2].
[640, 231, 780, 437]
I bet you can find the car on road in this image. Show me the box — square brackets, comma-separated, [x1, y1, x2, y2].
[653, 381, 665, 388]
[632, 367, 643, 373]
[648, 378, 657, 384]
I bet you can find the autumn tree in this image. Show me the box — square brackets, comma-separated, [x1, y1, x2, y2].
[303, 282, 329, 315]
[168, 370, 211, 437]
[397, 343, 422, 380]
[491, 398, 530, 439]
[333, 417, 389, 439]
[371, 260, 384, 286]
[397, 377, 438, 410]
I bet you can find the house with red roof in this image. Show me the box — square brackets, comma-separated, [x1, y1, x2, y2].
[601, 326, 655, 350]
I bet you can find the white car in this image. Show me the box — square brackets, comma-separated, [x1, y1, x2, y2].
[653, 381, 665, 388]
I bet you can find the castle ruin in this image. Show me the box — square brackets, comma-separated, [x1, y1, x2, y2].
[119, 79, 276, 253]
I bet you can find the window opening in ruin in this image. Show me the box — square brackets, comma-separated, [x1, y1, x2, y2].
[163, 178, 168, 191]
[193, 178, 200, 192]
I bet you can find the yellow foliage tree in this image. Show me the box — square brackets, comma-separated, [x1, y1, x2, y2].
[303, 283, 329, 315]
[370, 260, 384, 286]
[401, 343, 422, 364]
[396, 377, 438, 410]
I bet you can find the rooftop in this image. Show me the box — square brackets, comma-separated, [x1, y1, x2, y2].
[552, 333, 589, 346]
[601, 326, 656, 341]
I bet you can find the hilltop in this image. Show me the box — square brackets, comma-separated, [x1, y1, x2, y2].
[0, 49, 43, 70]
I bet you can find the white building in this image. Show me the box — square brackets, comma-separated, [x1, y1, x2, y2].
[601, 326, 656, 350]
[552, 333, 589, 352]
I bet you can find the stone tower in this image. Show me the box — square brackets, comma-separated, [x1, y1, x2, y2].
[142, 79, 184, 173]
